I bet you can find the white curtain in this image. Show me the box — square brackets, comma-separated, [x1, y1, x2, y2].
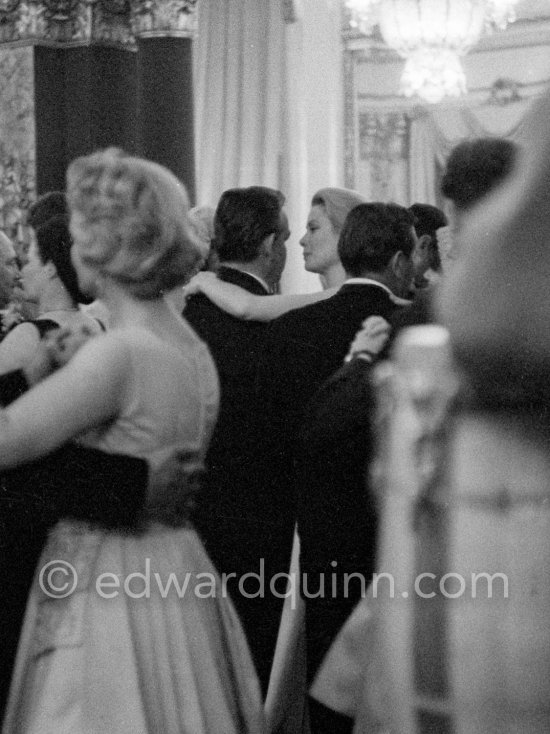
[194, 0, 345, 295]
[194, 0, 285, 208]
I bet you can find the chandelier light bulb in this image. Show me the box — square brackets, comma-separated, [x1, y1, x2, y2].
[400, 48, 467, 103]
[486, 0, 517, 29]
[345, 0, 519, 102]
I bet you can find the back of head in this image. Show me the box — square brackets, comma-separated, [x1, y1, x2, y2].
[338, 202, 415, 277]
[214, 186, 283, 263]
[67, 148, 202, 299]
[311, 187, 367, 234]
[409, 203, 447, 239]
[409, 202, 448, 272]
[36, 214, 89, 305]
[28, 191, 68, 229]
[441, 138, 518, 212]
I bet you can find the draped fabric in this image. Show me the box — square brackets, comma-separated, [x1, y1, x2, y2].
[408, 99, 535, 206]
[194, 0, 344, 295]
[194, 0, 285, 209]
[358, 94, 538, 207]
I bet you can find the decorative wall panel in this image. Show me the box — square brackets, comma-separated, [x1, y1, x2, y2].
[0, 45, 35, 251]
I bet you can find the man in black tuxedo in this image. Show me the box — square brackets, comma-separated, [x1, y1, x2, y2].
[184, 186, 289, 695]
[255, 203, 416, 723]
[256, 202, 415, 492]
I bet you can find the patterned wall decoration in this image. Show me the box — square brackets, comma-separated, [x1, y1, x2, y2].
[0, 45, 35, 254]
[131, 0, 198, 38]
[0, 0, 200, 252]
[0, 0, 135, 46]
[357, 110, 409, 202]
[0, 0, 200, 44]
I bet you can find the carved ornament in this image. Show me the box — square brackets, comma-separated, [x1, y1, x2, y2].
[0, 0, 20, 14]
[0, 0, 134, 47]
[131, 0, 198, 39]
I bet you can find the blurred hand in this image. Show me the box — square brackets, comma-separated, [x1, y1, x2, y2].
[347, 316, 391, 361]
[181, 270, 217, 300]
[146, 451, 205, 526]
[24, 324, 95, 385]
[47, 324, 96, 367]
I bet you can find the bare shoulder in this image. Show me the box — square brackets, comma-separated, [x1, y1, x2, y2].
[68, 330, 132, 377]
[1, 320, 42, 347]
[0, 321, 43, 372]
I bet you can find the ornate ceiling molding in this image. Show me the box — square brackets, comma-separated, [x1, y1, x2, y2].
[0, 0, 21, 13]
[0, 0, 200, 46]
[0, 0, 132, 45]
[130, 0, 198, 39]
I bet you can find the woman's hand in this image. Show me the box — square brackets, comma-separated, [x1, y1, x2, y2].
[346, 316, 391, 363]
[146, 451, 205, 526]
[24, 324, 96, 385]
[182, 271, 217, 300]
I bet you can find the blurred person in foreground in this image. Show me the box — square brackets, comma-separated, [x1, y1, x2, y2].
[308, 136, 519, 734]
[0, 149, 263, 733]
[0, 232, 25, 340]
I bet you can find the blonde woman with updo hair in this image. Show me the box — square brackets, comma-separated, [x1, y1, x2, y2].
[1, 149, 263, 734]
[302, 187, 367, 289]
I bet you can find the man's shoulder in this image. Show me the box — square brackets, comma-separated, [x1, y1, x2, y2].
[217, 266, 268, 295]
[270, 292, 338, 332]
[269, 284, 391, 334]
[183, 291, 221, 323]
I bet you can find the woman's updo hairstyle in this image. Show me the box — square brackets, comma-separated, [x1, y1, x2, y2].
[66, 148, 202, 299]
[311, 187, 367, 234]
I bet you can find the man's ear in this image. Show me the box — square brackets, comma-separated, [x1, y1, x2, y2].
[259, 233, 275, 259]
[44, 260, 57, 280]
[389, 250, 407, 277]
[418, 233, 431, 253]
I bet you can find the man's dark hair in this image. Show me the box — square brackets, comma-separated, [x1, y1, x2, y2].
[36, 215, 90, 305]
[338, 202, 415, 277]
[28, 191, 68, 229]
[409, 202, 447, 272]
[214, 186, 284, 263]
[441, 138, 518, 212]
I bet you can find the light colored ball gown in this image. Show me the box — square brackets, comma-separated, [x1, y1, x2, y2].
[2, 323, 264, 734]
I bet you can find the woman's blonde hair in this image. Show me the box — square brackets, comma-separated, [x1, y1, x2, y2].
[311, 187, 367, 234]
[67, 148, 202, 299]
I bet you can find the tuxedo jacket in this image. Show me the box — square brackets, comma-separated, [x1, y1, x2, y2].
[184, 266, 284, 694]
[253, 285, 402, 680]
[296, 357, 378, 679]
[255, 283, 403, 495]
[184, 266, 270, 520]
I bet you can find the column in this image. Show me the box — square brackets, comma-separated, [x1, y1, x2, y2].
[132, 0, 197, 201]
[0, 0, 136, 253]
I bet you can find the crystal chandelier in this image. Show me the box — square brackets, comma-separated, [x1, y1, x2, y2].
[345, 0, 518, 103]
